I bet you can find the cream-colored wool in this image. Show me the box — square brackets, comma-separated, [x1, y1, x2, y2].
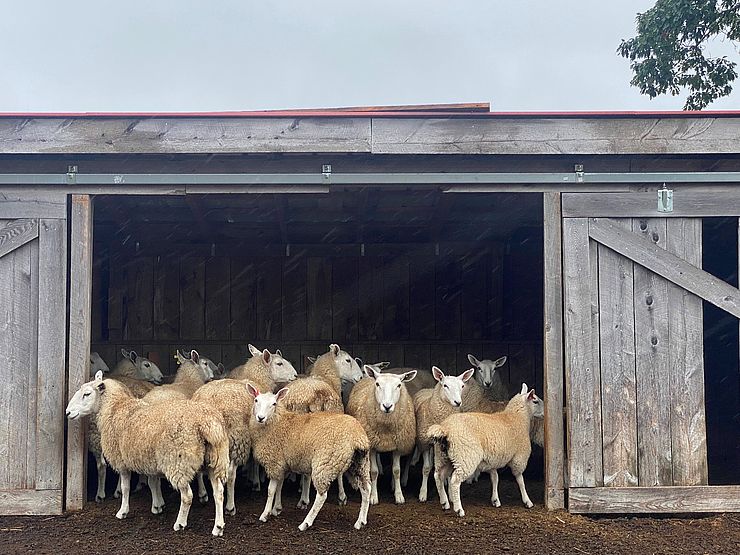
[142, 358, 209, 403]
[281, 348, 344, 414]
[461, 396, 545, 448]
[428, 384, 543, 516]
[229, 354, 277, 392]
[247, 386, 371, 531]
[66, 376, 229, 536]
[387, 367, 436, 398]
[460, 377, 509, 412]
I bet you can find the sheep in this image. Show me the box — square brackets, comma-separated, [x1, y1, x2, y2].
[386, 367, 436, 398]
[66, 371, 229, 536]
[90, 351, 110, 376]
[112, 349, 164, 384]
[341, 359, 390, 406]
[346, 366, 417, 505]
[413, 366, 475, 502]
[142, 350, 214, 404]
[246, 384, 371, 531]
[428, 383, 544, 517]
[460, 354, 509, 412]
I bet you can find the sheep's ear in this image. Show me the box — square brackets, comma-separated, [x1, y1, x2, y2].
[461, 368, 475, 382]
[262, 349, 271, 364]
[275, 387, 290, 402]
[246, 383, 260, 398]
[330, 343, 341, 356]
[276, 349, 283, 357]
[520, 383, 528, 395]
[432, 366, 445, 382]
[120, 348, 129, 359]
[217, 363, 225, 375]
[527, 389, 537, 400]
[129, 350, 139, 363]
[307, 355, 317, 364]
[248, 344, 261, 357]
[378, 361, 391, 369]
[190, 350, 200, 364]
[364, 365, 378, 380]
[467, 354, 481, 367]
[402, 370, 417, 383]
[493, 356, 507, 368]
[96, 381, 106, 393]
[355, 357, 363, 367]
[94, 370, 104, 381]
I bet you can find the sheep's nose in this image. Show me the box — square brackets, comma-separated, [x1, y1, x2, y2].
[257, 415, 265, 422]
[483, 381, 491, 388]
[454, 400, 461, 407]
[383, 404, 392, 412]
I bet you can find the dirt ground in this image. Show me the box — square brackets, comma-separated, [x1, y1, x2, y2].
[1, 472, 739, 555]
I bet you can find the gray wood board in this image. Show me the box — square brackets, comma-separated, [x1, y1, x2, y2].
[563, 190, 740, 217]
[569, 486, 740, 513]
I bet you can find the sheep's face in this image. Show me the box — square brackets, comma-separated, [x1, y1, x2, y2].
[467, 354, 506, 390]
[89, 352, 110, 376]
[331, 344, 363, 383]
[126, 350, 163, 384]
[365, 366, 416, 414]
[519, 383, 544, 418]
[268, 349, 298, 383]
[66, 372, 105, 420]
[433, 366, 474, 408]
[247, 385, 288, 424]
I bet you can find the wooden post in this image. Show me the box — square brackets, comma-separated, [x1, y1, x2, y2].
[543, 193, 565, 509]
[65, 195, 93, 511]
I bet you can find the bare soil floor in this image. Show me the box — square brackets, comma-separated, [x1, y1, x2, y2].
[1, 473, 739, 555]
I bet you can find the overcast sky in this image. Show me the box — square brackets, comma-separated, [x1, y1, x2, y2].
[2, 0, 738, 112]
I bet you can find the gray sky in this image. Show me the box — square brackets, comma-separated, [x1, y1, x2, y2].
[2, 0, 738, 112]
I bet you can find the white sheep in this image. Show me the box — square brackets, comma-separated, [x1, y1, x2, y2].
[66, 371, 230, 536]
[247, 384, 371, 531]
[142, 349, 215, 404]
[413, 366, 475, 502]
[429, 383, 544, 516]
[346, 366, 417, 505]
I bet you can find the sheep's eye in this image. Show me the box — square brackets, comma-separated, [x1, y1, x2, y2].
[272, 403, 276, 407]
[346, 359, 351, 363]
[83, 392, 90, 398]
[443, 384, 448, 389]
[144, 362, 150, 368]
[397, 384, 401, 389]
[375, 383, 380, 387]
[277, 362, 283, 366]
[254, 399, 257, 403]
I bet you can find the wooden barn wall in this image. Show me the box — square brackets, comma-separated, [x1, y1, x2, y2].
[90, 242, 543, 393]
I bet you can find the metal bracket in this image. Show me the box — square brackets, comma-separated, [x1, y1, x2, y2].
[66, 165, 78, 184]
[657, 184, 673, 213]
[574, 164, 584, 183]
[322, 164, 332, 183]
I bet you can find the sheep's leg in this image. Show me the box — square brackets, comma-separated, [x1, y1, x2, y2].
[259, 478, 279, 522]
[133, 474, 146, 493]
[114, 475, 121, 498]
[369, 450, 379, 505]
[197, 471, 209, 504]
[354, 477, 371, 530]
[449, 470, 465, 517]
[297, 474, 311, 509]
[95, 454, 107, 502]
[208, 469, 225, 537]
[433, 445, 451, 510]
[418, 448, 433, 502]
[148, 475, 164, 514]
[115, 470, 131, 520]
[298, 489, 327, 531]
[271, 476, 285, 516]
[225, 460, 238, 516]
[513, 471, 533, 508]
[465, 468, 480, 485]
[392, 451, 405, 504]
[173, 483, 193, 531]
[337, 473, 347, 506]
[489, 469, 501, 507]
[250, 460, 261, 492]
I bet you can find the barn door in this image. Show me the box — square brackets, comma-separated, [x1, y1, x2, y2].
[0, 200, 67, 515]
[561, 191, 740, 513]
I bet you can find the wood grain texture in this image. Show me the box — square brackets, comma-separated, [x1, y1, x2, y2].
[35, 219, 66, 492]
[229, 257, 256, 341]
[179, 257, 206, 340]
[0, 490, 63, 516]
[307, 258, 332, 340]
[0, 192, 66, 219]
[563, 190, 740, 218]
[205, 257, 230, 340]
[282, 255, 307, 341]
[666, 218, 708, 485]
[0, 219, 38, 258]
[0, 117, 372, 153]
[153, 254, 180, 340]
[597, 219, 638, 487]
[255, 258, 282, 341]
[124, 257, 154, 340]
[371, 117, 740, 155]
[543, 192, 565, 509]
[66, 196, 92, 510]
[358, 257, 384, 341]
[568, 486, 740, 513]
[589, 218, 740, 319]
[332, 257, 359, 343]
[383, 257, 410, 340]
[562, 218, 602, 487]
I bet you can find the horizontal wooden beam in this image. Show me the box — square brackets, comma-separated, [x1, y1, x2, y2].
[588, 218, 740, 319]
[0, 489, 63, 515]
[563, 190, 740, 217]
[569, 486, 740, 513]
[0, 192, 66, 218]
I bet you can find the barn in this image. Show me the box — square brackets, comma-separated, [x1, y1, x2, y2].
[1, 104, 739, 516]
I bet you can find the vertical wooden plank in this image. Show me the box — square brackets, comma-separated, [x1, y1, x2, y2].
[632, 218, 673, 487]
[179, 256, 206, 340]
[36, 219, 66, 491]
[90, 246, 104, 342]
[489, 243, 505, 339]
[230, 257, 256, 342]
[461, 252, 488, 340]
[282, 255, 307, 341]
[358, 257, 384, 341]
[307, 257, 332, 340]
[66, 196, 93, 510]
[597, 218, 638, 488]
[508, 343, 536, 395]
[404, 344, 431, 371]
[107, 250, 124, 341]
[666, 218, 708, 485]
[0, 229, 33, 489]
[333, 256, 359, 343]
[562, 218, 602, 488]
[350, 344, 379, 367]
[383, 256, 410, 340]
[430, 344, 457, 374]
[378, 343, 405, 368]
[408, 254, 435, 340]
[26, 236, 38, 488]
[124, 256, 154, 340]
[205, 256, 230, 340]
[255, 258, 283, 342]
[435, 256, 462, 340]
[153, 254, 180, 341]
[221, 344, 247, 372]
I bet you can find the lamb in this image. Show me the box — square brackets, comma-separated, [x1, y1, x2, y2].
[66, 371, 229, 536]
[246, 384, 371, 531]
[142, 350, 215, 404]
[428, 383, 544, 516]
[460, 354, 509, 412]
[413, 366, 475, 502]
[346, 366, 417, 505]
[386, 367, 436, 398]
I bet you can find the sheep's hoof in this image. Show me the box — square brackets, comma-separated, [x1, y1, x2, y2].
[418, 493, 427, 503]
[95, 495, 105, 503]
[259, 514, 269, 523]
[296, 500, 309, 510]
[492, 499, 501, 508]
[338, 495, 348, 506]
[225, 506, 236, 516]
[199, 494, 209, 504]
[353, 520, 364, 530]
[298, 521, 310, 531]
[113, 490, 121, 499]
[173, 522, 187, 531]
[151, 505, 163, 515]
[271, 507, 282, 516]
[394, 494, 405, 505]
[455, 508, 465, 517]
[441, 502, 450, 510]
[211, 524, 224, 537]
[524, 500, 534, 509]
[115, 510, 128, 520]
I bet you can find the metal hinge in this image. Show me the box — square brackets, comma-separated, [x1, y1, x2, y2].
[322, 164, 332, 182]
[657, 184, 673, 213]
[66, 165, 78, 184]
[574, 164, 584, 183]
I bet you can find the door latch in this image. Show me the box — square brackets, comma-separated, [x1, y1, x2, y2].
[657, 184, 673, 213]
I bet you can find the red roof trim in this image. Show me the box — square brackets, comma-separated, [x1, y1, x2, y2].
[0, 110, 740, 118]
